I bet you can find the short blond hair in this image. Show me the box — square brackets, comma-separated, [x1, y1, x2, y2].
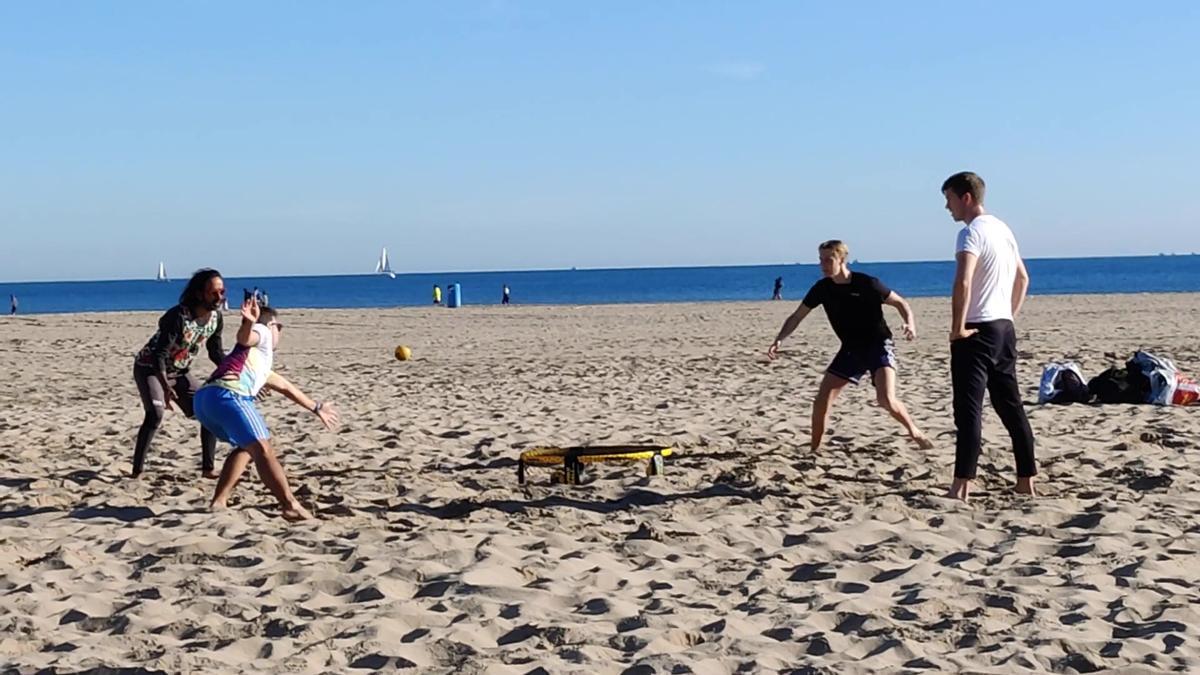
[818, 240, 849, 260]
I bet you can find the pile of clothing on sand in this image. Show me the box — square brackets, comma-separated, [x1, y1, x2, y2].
[1039, 350, 1200, 406]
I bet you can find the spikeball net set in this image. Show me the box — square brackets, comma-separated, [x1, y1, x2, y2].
[389, 346, 675, 486]
[517, 445, 675, 485]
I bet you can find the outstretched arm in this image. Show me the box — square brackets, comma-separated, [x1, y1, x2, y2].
[264, 371, 340, 430]
[1012, 257, 1030, 318]
[768, 304, 813, 360]
[883, 291, 917, 340]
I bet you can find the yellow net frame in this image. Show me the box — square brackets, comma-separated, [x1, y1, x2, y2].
[517, 445, 675, 484]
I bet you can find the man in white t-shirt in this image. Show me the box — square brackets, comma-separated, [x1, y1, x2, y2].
[942, 171, 1036, 503]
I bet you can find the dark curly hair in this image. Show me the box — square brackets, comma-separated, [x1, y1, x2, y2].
[179, 268, 224, 311]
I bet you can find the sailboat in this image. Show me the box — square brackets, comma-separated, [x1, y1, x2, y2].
[374, 247, 396, 279]
[155, 261, 168, 282]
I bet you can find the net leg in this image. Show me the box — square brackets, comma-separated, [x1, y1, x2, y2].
[647, 453, 665, 477]
[560, 453, 587, 485]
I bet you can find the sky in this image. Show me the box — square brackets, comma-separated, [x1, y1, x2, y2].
[1, 1, 1198, 281]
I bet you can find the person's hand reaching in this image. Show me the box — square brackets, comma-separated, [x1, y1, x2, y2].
[315, 402, 341, 430]
[241, 296, 260, 323]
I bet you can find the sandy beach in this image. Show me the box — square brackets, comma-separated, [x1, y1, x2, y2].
[2, 293, 1199, 674]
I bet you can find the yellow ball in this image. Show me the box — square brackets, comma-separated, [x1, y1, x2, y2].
[394, 345, 413, 361]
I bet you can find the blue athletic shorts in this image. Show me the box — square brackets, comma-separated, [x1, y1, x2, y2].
[194, 386, 270, 448]
[827, 339, 897, 384]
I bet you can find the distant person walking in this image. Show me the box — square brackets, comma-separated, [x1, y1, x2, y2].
[502, 284, 511, 305]
[131, 268, 227, 478]
[768, 240, 932, 453]
[433, 285, 442, 305]
[942, 171, 1036, 503]
[9, 294, 16, 315]
[772, 276, 784, 300]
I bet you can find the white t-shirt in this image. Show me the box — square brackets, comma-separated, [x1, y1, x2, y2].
[209, 323, 275, 397]
[955, 214, 1022, 323]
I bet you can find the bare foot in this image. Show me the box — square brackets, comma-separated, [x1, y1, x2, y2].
[202, 471, 220, 480]
[208, 499, 228, 512]
[1015, 477, 1036, 496]
[281, 502, 313, 521]
[911, 433, 934, 450]
[945, 478, 971, 503]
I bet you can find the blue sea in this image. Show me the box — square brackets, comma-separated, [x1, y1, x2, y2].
[3, 256, 1199, 315]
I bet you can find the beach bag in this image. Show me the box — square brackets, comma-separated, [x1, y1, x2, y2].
[1038, 362, 1090, 404]
[1088, 367, 1143, 404]
[1127, 350, 1178, 406]
[1173, 377, 1200, 405]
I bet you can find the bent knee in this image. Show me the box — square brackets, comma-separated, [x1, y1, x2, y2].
[877, 396, 900, 410]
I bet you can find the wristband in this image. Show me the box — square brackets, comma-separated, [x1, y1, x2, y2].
[312, 401, 323, 414]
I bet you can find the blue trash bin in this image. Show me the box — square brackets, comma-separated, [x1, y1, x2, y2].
[447, 283, 463, 308]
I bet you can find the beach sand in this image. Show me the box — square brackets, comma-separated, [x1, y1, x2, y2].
[2, 294, 1198, 673]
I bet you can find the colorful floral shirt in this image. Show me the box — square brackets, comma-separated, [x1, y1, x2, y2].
[135, 305, 225, 374]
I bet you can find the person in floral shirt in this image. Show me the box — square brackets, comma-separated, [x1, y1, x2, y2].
[131, 268, 227, 478]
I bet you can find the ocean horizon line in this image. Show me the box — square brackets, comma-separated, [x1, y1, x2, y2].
[4, 254, 1200, 315]
[3, 252, 1196, 286]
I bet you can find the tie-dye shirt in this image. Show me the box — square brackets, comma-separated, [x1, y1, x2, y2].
[135, 305, 225, 374]
[205, 323, 274, 397]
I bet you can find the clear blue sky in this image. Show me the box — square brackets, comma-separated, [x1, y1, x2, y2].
[2, 2, 1197, 281]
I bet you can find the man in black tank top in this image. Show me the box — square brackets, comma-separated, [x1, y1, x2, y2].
[768, 240, 933, 454]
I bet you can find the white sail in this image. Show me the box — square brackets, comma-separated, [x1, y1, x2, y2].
[156, 261, 168, 282]
[377, 247, 396, 278]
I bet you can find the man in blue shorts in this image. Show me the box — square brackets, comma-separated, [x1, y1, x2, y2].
[194, 293, 340, 521]
[768, 240, 933, 452]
